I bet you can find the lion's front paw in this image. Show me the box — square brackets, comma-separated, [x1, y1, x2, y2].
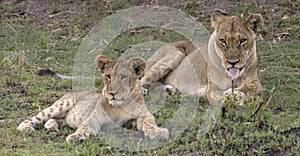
[66, 131, 90, 144]
[44, 119, 59, 132]
[161, 84, 178, 94]
[223, 89, 245, 105]
[17, 120, 35, 132]
[66, 133, 77, 144]
[145, 127, 169, 140]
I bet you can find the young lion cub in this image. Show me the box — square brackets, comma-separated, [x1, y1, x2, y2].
[17, 55, 169, 143]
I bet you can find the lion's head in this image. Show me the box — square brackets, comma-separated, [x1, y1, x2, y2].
[95, 55, 145, 106]
[211, 10, 263, 80]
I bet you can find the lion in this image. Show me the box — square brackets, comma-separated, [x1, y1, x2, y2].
[17, 55, 169, 143]
[141, 10, 263, 106]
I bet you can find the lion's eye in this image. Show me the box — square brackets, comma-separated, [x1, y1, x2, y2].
[219, 39, 227, 46]
[121, 75, 128, 81]
[105, 75, 111, 81]
[239, 39, 247, 46]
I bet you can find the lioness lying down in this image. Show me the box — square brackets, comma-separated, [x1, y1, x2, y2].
[18, 55, 169, 143]
[141, 11, 263, 106]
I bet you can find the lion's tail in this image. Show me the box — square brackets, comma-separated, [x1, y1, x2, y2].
[36, 68, 73, 80]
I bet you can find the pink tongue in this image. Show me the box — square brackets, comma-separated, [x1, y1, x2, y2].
[228, 68, 239, 80]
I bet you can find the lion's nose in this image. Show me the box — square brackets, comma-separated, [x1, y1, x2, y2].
[227, 59, 240, 66]
[109, 90, 118, 97]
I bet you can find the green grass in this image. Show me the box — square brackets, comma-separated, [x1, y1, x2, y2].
[0, 0, 299, 155]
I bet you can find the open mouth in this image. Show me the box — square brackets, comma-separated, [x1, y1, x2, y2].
[227, 67, 244, 80]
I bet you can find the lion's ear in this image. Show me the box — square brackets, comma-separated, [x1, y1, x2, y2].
[211, 9, 228, 28]
[129, 57, 145, 78]
[95, 55, 112, 73]
[244, 14, 263, 33]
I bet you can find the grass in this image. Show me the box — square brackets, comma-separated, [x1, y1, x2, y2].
[0, 0, 299, 155]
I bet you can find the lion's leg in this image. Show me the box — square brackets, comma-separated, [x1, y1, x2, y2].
[137, 115, 169, 140]
[17, 94, 75, 132]
[141, 46, 187, 87]
[141, 41, 196, 89]
[65, 108, 110, 143]
[141, 62, 174, 87]
[236, 78, 263, 98]
[66, 122, 90, 144]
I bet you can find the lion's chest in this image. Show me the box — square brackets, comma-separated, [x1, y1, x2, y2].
[65, 93, 99, 128]
[103, 105, 135, 126]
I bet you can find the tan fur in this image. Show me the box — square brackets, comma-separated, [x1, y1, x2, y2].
[18, 55, 168, 143]
[141, 12, 263, 105]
